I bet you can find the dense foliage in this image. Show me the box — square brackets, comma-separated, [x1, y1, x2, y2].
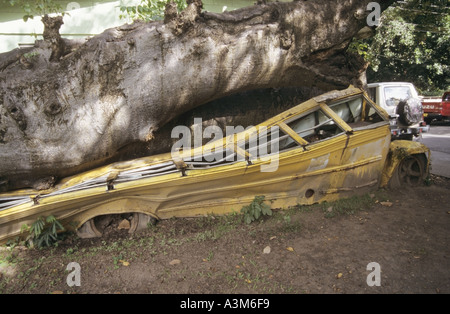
[361, 0, 449, 95]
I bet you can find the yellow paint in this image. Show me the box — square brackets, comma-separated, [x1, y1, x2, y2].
[278, 121, 309, 146]
[0, 86, 429, 244]
[380, 140, 431, 187]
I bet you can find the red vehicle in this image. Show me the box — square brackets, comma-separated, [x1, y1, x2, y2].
[442, 91, 450, 118]
[422, 91, 450, 123]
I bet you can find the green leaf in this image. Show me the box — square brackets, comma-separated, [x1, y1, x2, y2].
[254, 208, 260, 220]
[240, 195, 272, 224]
[21, 223, 30, 233]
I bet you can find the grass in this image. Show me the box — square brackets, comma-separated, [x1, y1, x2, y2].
[321, 194, 373, 218]
[321, 190, 389, 218]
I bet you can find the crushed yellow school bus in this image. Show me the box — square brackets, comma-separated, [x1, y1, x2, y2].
[0, 86, 430, 243]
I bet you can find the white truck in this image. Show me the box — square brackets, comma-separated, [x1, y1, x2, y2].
[366, 82, 429, 140]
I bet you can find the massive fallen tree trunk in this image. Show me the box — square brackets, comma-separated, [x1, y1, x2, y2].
[0, 0, 394, 191]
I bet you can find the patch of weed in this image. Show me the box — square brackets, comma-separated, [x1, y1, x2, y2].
[321, 193, 376, 218]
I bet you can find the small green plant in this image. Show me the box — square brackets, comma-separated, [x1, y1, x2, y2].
[241, 195, 272, 224]
[347, 39, 369, 58]
[282, 214, 291, 224]
[22, 215, 65, 248]
[22, 51, 39, 59]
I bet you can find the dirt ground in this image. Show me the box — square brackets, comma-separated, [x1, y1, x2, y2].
[1, 174, 449, 295]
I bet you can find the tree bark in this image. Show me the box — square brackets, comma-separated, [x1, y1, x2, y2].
[0, 0, 394, 191]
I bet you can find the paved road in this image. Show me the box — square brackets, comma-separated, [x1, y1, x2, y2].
[419, 123, 450, 178]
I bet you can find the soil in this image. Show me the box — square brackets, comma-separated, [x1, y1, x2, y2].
[1, 175, 449, 295]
